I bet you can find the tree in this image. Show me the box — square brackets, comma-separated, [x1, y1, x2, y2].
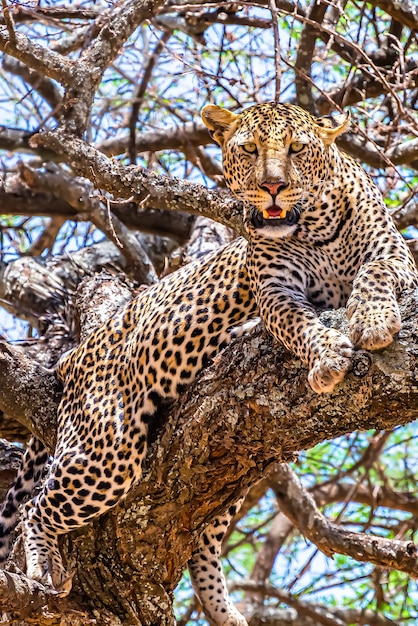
[0, 0, 418, 624]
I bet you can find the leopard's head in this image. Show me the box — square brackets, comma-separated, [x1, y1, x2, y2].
[202, 102, 349, 239]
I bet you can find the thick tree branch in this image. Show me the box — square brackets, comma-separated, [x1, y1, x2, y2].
[0, 185, 194, 244]
[30, 128, 246, 234]
[29, 127, 418, 248]
[0, 5, 100, 24]
[370, 0, 418, 31]
[0, 26, 72, 84]
[0, 240, 131, 327]
[0, 340, 60, 449]
[0, 126, 64, 160]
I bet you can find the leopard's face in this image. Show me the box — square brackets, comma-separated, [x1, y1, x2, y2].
[202, 102, 349, 239]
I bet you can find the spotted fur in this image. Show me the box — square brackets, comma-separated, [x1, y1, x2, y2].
[0, 240, 255, 626]
[0, 102, 416, 626]
[203, 102, 417, 393]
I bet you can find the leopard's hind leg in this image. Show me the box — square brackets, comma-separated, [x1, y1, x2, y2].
[22, 416, 148, 595]
[0, 437, 49, 566]
[188, 498, 247, 626]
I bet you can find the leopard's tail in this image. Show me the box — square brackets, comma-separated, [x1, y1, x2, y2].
[0, 436, 49, 564]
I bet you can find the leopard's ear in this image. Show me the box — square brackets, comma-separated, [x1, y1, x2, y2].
[201, 105, 239, 146]
[314, 111, 350, 146]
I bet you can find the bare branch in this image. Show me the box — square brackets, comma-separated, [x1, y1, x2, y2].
[294, 0, 328, 112]
[269, 464, 418, 577]
[18, 163, 158, 285]
[337, 133, 418, 171]
[393, 199, 418, 231]
[128, 29, 172, 163]
[2, 56, 63, 112]
[317, 59, 418, 115]
[30, 128, 246, 234]
[98, 120, 212, 157]
[27, 216, 66, 257]
[238, 581, 347, 626]
[369, 0, 418, 31]
[0, 25, 73, 85]
[244, 589, 399, 626]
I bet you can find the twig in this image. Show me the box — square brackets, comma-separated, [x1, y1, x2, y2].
[128, 29, 172, 164]
[269, 0, 281, 101]
[1, 0, 16, 46]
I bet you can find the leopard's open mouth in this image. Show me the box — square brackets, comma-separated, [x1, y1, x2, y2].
[262, 205, 288, 219]
[250, 205, 300, 229]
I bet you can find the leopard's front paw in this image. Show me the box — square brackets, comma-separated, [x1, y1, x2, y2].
[347, 296, 401, 351]
[308, 332, 353, 394]
[27, 560, 73, 597]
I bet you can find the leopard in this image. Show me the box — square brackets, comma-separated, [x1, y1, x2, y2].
[0, 101, 416, 626]
[202, 101, 417, 393]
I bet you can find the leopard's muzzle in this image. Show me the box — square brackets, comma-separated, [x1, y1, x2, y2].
[250, 206, 301, 230]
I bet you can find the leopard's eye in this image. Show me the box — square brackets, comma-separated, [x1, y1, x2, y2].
[241, 142, 258, 155]
[289, 141, 305, 154]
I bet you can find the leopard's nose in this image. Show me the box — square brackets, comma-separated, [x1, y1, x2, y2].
[259, 181, 288, 196]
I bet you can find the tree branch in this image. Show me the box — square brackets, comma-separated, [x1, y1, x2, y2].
[0, 340, 60, 449]
[269, 463, 418, 576]
[128, 29, 172, 163]
[98, 120, 212, 157]
[0, 185, 194, 245]
[294, 0, 327, 112]
[370, 0, 418, 31]
[2, 56, 63, 112]
[30, 128, 246, 234]
[242, 585, 399, 626]
[0, 25, 72, 84]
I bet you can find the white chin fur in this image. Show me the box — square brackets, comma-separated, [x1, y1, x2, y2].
[255, 223, 297, 239]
